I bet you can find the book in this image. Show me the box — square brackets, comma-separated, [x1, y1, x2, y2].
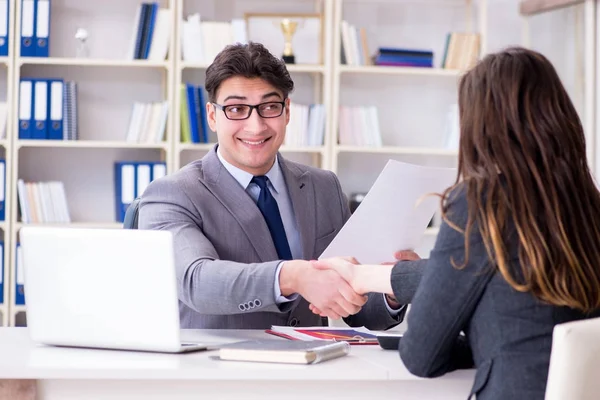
[265, 325, 380, 345]
[217, 339, 350, 364]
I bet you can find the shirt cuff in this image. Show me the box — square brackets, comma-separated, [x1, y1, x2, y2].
[274, 261, 299, 305]
[383, 293, 405, 316]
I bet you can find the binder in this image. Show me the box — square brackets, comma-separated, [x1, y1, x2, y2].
[0, 241, 3, 305]
[18, 79, 33, 139]
[186, 83, 200, 143]
[0, 160, 5, 221]
[20, 0, 35, 57]
[114, 162, 136, 222]
[32, 79, 48, 139]
[152, 162, 166, 181]
[136, 163, 151, 198]
[197, 87, 210, 143]
[16, 244, 25, 305]
[141, 3, 158, 59]
[0, 0, 9, 56]
[47, 79, 63, 139]
[34, 0, 49, 57]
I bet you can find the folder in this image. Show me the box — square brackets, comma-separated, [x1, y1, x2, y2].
[186, 83, 200, 143]
[0, 160, 5, 221]
[16, 244, 25, 305]
[47, 79, 63, 139]
[34, 0, 49, 57]
[141, 3, 158, 59]
[114, 162, 136, 222]
[0, 0, 9, 56]
[20, 0, 35, 57]
[0, 241, 3, 305]
[32, 79, 48, 139]
[18, 80, 33, 139]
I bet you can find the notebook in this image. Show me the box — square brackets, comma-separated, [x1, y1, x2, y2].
[217, 340, 350, 364]
[265, 325, 379, 345]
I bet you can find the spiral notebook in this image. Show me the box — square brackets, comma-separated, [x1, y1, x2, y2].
[265, 325, 379, 345]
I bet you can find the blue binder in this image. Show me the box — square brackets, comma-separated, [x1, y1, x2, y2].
[18, 79, 34, 139]
[32, 79, 48, 139]
[33, 0, 49, 57]
[197, 87, 210, 143]
[0, 160, 6, 221]
[186, 83, 200, 143]
[114, 162, 137, 222]
[20, 0, 36, 57]
[15, 244, 25, 306]
[0, 241, 4, 305]
[141, 3, 158, 59]
[0, 0, 9, 56]
[47, 79, 63, 139]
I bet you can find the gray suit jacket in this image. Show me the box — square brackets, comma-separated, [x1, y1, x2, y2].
[391, 184, 600, 400]
[139, 146, 402, 330]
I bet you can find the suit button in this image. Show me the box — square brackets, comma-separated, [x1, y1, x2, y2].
[289, 317, 299, 327]
[238, 304, 245, 311]
[254, 299, 261, 307]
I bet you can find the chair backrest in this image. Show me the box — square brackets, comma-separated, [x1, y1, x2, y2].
[545, 316, 600, 400]
[123, 197, 141, 229]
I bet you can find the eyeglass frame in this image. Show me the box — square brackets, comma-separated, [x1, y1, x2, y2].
[211, 100, 288, 120]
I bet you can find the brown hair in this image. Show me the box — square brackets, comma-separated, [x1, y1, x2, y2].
[205, 42, 294, 102]
[443, 46, 600, 312]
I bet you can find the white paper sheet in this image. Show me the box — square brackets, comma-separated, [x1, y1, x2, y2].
[319, 160, 457, 264]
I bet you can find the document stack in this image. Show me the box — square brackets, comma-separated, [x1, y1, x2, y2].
[125, 101, 168, 143]
[18, 79, 78, 140]
[114, 161, 167, 222]
[181, 14, 247, 64]
[128, 2, 172, 61]
[16, 179, 71, 224]
[20, 0, 49, 57]
[337, 105, 382, 146]
[285, 103, 326, 147]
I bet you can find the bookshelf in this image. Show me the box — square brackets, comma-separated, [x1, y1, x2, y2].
[172, 0, 334, 173]
[0, 0, 15, 328]
[7, 0, 176, 326]
[2, 0, 494, 326]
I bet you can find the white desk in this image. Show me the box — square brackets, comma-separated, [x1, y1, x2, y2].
[0, 328, 475, 400]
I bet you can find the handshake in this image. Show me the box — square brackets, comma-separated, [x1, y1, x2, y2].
[279, 250, 420, 320]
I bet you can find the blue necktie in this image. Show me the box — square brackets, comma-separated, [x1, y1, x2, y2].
[252, 176, 293, 260]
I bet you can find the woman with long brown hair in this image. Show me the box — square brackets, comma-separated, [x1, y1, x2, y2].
[312, 46, 600, 399]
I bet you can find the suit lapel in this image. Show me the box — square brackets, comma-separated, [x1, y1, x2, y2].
[279, 156, 316, 260]
[199, 148, 278, 262]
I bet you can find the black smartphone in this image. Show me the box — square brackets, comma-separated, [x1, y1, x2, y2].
[376, 334, 403, 350]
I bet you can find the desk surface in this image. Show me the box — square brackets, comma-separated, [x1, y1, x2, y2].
[0, 327, 475, 384]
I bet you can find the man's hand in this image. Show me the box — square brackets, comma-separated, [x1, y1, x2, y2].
[279, 260, 367, 320]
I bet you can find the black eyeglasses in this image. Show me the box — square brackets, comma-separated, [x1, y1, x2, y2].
[212, 101, 286, 120]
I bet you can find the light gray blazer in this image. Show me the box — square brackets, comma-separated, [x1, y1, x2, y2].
[139, 146, 402, 330]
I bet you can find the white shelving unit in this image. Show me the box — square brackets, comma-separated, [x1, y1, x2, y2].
[329, 0, 487, 250]
[172, 0, 334, 173]
[7, 0, 176, 326]
[0, 0, 15, 328]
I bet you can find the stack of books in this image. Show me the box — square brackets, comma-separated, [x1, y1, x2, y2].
[373, 47, 433, 68]
[16, 180, 71, 224]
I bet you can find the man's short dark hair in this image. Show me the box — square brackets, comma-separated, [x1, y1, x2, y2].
[205, 42, 295, 103]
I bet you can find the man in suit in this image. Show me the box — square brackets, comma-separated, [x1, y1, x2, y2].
[139, 42, 405, 329]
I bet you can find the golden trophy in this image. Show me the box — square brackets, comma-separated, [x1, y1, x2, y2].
[280, 18, 298, 64]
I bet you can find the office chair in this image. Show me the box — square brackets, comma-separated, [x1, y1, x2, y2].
[123, 197, 141, 229]
[545, 316, 600, 399]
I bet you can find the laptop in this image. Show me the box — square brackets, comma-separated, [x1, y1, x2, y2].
[20, 226, 211, 353]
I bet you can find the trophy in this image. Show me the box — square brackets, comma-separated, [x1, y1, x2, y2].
[75, 28, 90, 58]
[280, 18, 298, 64]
